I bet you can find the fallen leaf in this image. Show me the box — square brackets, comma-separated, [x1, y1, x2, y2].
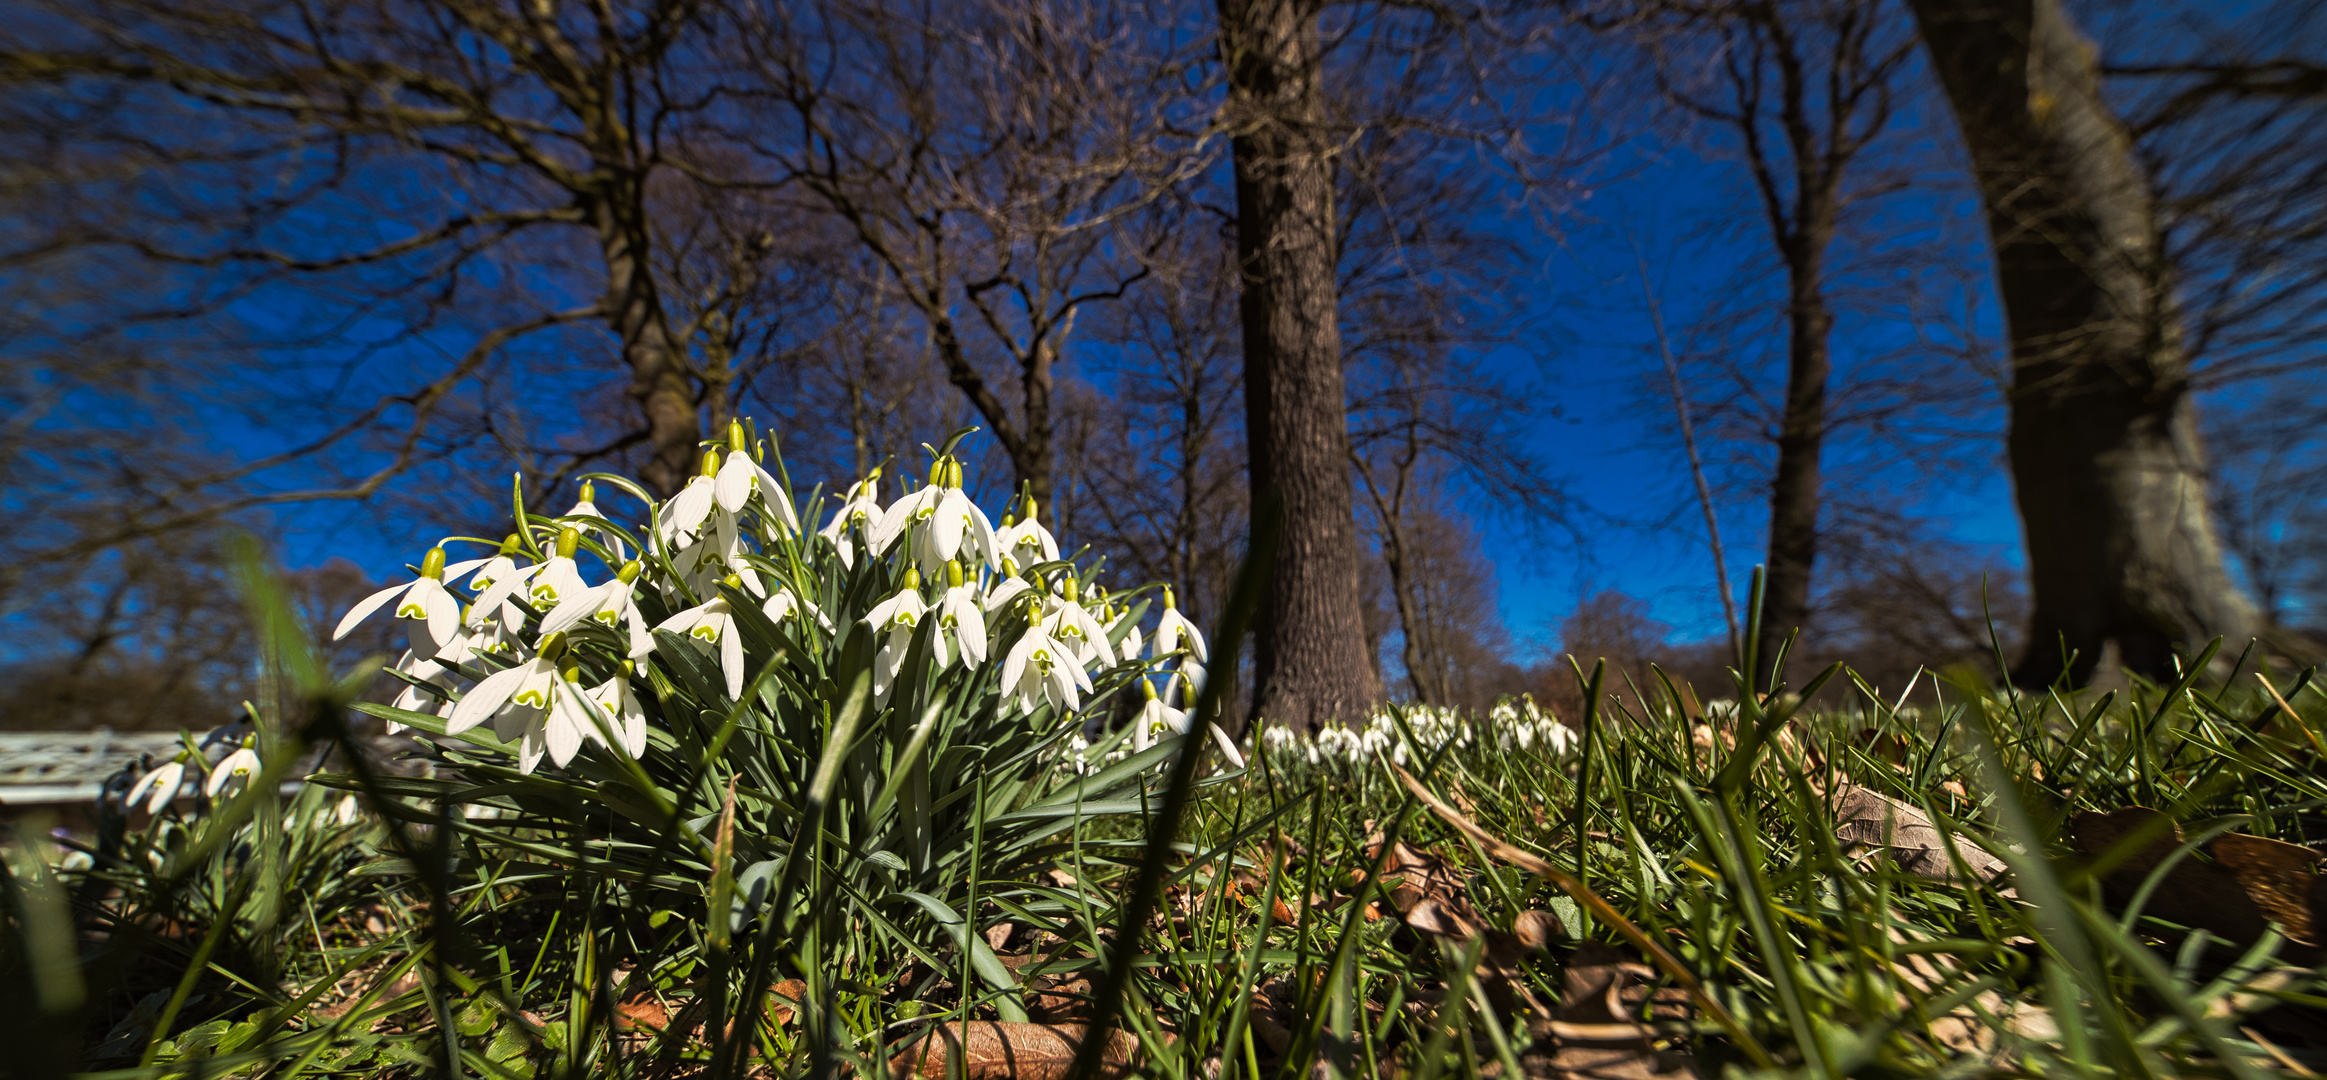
[2211, 834, 2327, 946]
[1519, 1043, 1697, 1079]
[2071, 808, 2327, 950]
[768, 979, 806, 1026]
[887, 1021, 1138, 1080]
[1832, 785, 2006, 884]
[613, 993, 670, 1033]
[984, 921, 1017, 953]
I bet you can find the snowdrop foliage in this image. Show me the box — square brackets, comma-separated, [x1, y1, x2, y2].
[330, 422, 1219, 779]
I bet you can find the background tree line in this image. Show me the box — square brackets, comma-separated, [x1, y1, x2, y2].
[2, 0, 2322, 733]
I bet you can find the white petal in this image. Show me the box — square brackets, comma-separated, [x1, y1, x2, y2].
[1001, 633, 1037, 696]
[715, 452, 755, 513]
[448, 663, 532, 734]
[420, 584, 461, 654]
[539, 585, 608, 636]
[655, 602, 708, 637]
[933, 490, 969, 562]
[471, 568, 535, 618]
[745, 456, 800, 533]
[673, 475, 717, 532]
[546, 686, 590, 766]
[983, 577, 1031, 613]
[517, 724, 546, 776]
[627, 613, 655, 660]
[1209, 723, 1245, 769]
[442, 557, 490, 581]
[333, 581, 413, 640]
[720, 618, 745, 700]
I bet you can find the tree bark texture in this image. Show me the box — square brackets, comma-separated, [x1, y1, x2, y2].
[593, 189, 701, 500]
[1909, 0, 2262, 686]
[1756, 213, 1836, 689]
[1220, 0, 1382, 732]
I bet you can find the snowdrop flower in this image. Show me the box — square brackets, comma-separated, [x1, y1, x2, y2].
[1151, 587, 1206, 662]
[995, 496, 1060, 566]
[587, 672, 648, 758]
[1001, 619, 1089, 714]
[760, 586, 830, 632]
[464, 535, 535, 594]
[541, 672, 621, 770]
[541, 560, 653, 659]
[657, 591, 745, 701]
[934, 562, 988, 669]
[1134, 678, 1184, 752]
[563, 481, 629, 562]
[983, 564, 1033, 613]
[660, 449, 726, 548]
[126, 757, 188, 815]
[447, 636, 563, 738]
[386, 650, 461, 730]
[864, 567, 930, 702]
[818, 468, 884, 569]
[713, 421, 802, 536]
[874, 459, 999, 575]
[334, 546, 484, 659]
[334, 794, 362, 825]
[205, 742, 262, 798]
[1103, 600, 1143, 660]
[1039, 577, 1115, 668]
[1133, 678, 1243, 767]
[519, 527, 591, 610]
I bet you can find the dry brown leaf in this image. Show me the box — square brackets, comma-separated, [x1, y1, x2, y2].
[886, 1021, 1139, 1080]
[2072, 807, 2327, 950]
[612, 993, 670, 1033]
[1520, 1043, 1697, 1079]
[1832, 785, 2006, 883]
[2212, 835, 2327, 946]
[768, 979, 807, 1026]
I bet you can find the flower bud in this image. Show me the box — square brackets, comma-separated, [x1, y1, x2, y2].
[539, 632, 569, 660]
[722, 573, 742, 590]
[1140, 677, 1159, 701]
[556, 527, 580, 558]
[561, 665, 583, 683]
[500, 533, 523, 555]
[1163, 585, 1178, 610]
[420, 546, 448, 580]
[617, 559, 644, 584]
[619, 659, 635, 677]
[946, 560, 965, 588]
[902, 565, 921, 591]
[701, 448, 722, 477]
[1061, 576, 1079, 602]
[580, 480, 596, 504]
[1002, 556, 1019, 578]
[1023, 495, 1040, 522]
[728, 419, 749, 452]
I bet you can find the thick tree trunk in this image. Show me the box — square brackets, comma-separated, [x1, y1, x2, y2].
[1908, 0, 2261, 686]
[1219, 0, 1381, 733]
[1757, 247, 1835, 688]
[594, 192, 701, 499]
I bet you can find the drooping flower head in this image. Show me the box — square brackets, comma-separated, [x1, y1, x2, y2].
[334, 545, 486, 660]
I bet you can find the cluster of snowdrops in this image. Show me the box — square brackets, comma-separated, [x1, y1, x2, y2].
[128, 423, 1229, 803]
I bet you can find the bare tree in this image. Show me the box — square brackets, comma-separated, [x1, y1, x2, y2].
[1908, 0, 2275, 686]
[727, 0, 1206, 507]
[1069, 221, 1249, 627]
[1649, 0, 1914, 687]
[1216, 0, 1381, 731]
